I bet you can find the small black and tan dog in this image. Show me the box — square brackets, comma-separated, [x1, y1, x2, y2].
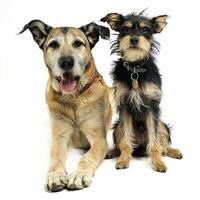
[101, 11, 182, 172]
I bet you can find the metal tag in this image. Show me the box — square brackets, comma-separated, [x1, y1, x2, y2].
[132, 79, 138, 89]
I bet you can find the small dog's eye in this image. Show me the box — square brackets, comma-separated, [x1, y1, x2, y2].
[141, 27, 150, 33]
[48, 41, 60, 49]
[73, 40, 84, 48]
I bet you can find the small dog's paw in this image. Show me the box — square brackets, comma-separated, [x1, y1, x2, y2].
[46, 170, 67, 192]
[115, 160, 130, 169]
[67, 172, 92, 190]
[152, 162, 167, 173]
[105, 148, 120, 159]
[167, 148, 183, 159]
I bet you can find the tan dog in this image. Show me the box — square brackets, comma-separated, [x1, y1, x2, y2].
[19, 20, 112, 191]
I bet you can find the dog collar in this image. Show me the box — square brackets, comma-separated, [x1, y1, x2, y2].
[123, 60, 147, 90]
[123, 60, 147, 73]
[79, 72, 97, 94]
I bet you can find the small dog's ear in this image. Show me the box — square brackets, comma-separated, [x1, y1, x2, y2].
[18, 20, 52, 49]
[101, 13, 124, 31]
[151, 15, 168, 33]
[81, 22, 110, 48]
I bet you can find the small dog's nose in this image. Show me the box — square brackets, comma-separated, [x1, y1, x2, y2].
[59, 56, 74, 70]
[130, 37, 139, 46]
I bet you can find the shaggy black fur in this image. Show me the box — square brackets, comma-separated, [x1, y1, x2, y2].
[104, 11, 171, 156]
[112, 57, 163, 155]
[111, 57, 161, 90]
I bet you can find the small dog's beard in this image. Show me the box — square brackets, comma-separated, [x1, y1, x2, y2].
[119, 35, 151, 62]
[122, 48, 148, 62]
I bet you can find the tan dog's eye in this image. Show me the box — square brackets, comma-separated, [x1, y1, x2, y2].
[48, 41, 60, 49]
[73, 40, 84, 48]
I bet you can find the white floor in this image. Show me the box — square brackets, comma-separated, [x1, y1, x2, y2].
[1, 0, 200, 199]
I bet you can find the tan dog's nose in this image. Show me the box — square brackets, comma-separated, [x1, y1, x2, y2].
[59, 56, 74, 71]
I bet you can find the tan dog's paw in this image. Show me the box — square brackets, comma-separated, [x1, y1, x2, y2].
[152, 161, 167, 173]
[67, 172, 93, 190]
[46, 170, 67, 192]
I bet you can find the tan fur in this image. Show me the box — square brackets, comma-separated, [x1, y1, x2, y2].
[158, 122, 183, 159]
[114, 81, 128, 109]
[103, 13, 123, 30]
[114, 111, 135, 169]
[142, 82, 162, 100]
[46, 68, 111, 190]
[139, 21, 151, 28]
[167, 148, 183, 159]
[138, 36, 151, 54]
[139, 21, 147, 28]
[114, 81, 153, 112]
[153, 16, 168, 33]
[104, 13, 181, 172]
[44, 28, 112, 190]
[146, 112, 167, 172]
[124, 21, 132, 28]
[110, 82, 170, 172]
[119, 35, 151, 62]
[107, 109, 182, 171]
[158, 121, 169, 155]
[44, 28, 93, 95]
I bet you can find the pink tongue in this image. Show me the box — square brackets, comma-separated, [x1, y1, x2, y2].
[60, 79, 76, 92]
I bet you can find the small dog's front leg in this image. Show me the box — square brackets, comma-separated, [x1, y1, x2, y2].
[147, 112, 167, 172]
[46, 117, 73, 192]
[116, 142, 132, 169]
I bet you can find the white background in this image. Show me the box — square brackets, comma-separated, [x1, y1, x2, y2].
[0, 0, 200, 199]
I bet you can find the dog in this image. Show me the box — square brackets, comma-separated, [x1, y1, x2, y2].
[101, 11, 183, 172]
[19, 20, 112, 191]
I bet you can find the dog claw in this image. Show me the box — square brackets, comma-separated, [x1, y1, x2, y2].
[67, 172, 93, 190]
[48, 183, 65, 192]
[152, 162, 167, 173]
[115, 161, 130, 169]
[46, 170, 67, 192]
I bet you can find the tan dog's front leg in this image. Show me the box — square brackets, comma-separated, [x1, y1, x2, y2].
[67, 126, 107, 190]
[115, 111, 133, 169]
[47, 117, 74, 192]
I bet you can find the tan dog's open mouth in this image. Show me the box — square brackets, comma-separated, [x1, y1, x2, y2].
[60, 79, 77, 92]
[58, 73, 80, 93]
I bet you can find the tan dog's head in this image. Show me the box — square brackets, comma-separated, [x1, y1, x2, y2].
[19, 20, 110, 94]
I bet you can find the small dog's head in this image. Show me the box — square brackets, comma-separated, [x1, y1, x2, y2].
[101, 12, 167, 62]
[19, 20, 110, 94]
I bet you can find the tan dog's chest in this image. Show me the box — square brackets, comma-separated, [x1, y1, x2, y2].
[46, 79, 110, 148]
[70, 100, 106, 148]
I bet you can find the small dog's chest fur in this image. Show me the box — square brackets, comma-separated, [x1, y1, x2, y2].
[112, 57, 162, 151]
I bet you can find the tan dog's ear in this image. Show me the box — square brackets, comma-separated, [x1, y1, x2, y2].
[151, 15, 168, 33]
[81, 22, 110, 48]
[101, 13, 124, 31]
[18, 20, 52, 49]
